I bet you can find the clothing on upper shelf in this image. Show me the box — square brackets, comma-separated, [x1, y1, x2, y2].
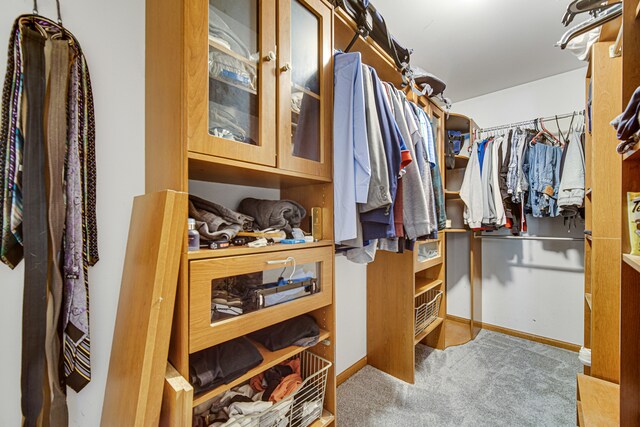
[238, 198, 306, 235]
[190, 195, 254, 241]
[248, 314, 320, 351]
[461, 115, 586, 233]
[611, 85, 640, 154]
[332, 52, 443, 264]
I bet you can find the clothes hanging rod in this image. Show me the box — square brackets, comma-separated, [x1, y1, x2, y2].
[474, 235, 584, 242]
[480, 110, 585, 133]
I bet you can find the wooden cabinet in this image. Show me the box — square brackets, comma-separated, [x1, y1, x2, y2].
[183, 0, 332, 178]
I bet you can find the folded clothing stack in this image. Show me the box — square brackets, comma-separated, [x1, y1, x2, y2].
[190, 337, 264, 394]
[611, 86, 640, 154]
[238, 198, 307, 236]
[249, 315, 320, 351]
[189, 195, 254, 242]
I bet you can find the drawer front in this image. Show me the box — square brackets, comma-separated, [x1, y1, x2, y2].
[414, 236, 444, 272]
[189, 246, 333, 353]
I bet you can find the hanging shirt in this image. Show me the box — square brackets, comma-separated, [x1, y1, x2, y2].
[332, 52, 370, 243]
[359, 67, 406, 241]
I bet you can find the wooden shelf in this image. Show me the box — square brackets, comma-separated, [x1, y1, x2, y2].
[444, 228, 470, 233]
[292, 83, 321, 101]
[585, 293, 592, 310]
[188, 240, 333, 260]
[623, 253, 640, 273]
[577, 374, 619, 426]
[445, 190, 461, 199]
[309, 410, 335, 427]
[208, 36, 257, 68]
[210, 75, 257, 95]
[414, 317, 444, 345]
[623, 141, 640, 161]
[415, 279, 443, 297]
[192, 329, 330, 407]
[188, 151, 332, 188]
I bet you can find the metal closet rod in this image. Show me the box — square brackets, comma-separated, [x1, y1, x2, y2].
[480, 110, 585, 133]
[474, 235, 584, 242]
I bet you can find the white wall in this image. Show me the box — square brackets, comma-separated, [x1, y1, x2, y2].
[451, 68, 588, 345]
[0, 1, 144, 426]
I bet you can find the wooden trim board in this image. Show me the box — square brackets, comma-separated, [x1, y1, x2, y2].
[445, 315, 581, 352]
[336, 356, 368, 386]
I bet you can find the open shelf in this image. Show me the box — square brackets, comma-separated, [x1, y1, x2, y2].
[188, 240, 333, 260]
[585, 293, 592, 310]
[623, 253, 640, 273]
[414, 317, 444, 345]
[192, 329, 330, 407]
[623, 140, 640, 161]
[444, 228, 470, 233]
[309, 410, 335, 427]
[415, 278, 443, 297]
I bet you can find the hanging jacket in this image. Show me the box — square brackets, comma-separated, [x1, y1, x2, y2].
[460, 140, 484, 229]
[491, 135, 507, 226]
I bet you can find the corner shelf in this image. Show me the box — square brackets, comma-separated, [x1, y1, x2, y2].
[192, 329, 330, 407]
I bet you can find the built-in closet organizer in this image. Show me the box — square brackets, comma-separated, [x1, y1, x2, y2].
[443, 113, 483, 347]
[147, 0, 336, 425]
[334, 6, 479, 383]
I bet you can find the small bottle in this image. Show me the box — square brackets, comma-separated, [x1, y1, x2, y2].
[188, 218, 200, 251]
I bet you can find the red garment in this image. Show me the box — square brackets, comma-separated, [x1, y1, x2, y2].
[249, 358, 302, 403]
[394, 179, 404, 237]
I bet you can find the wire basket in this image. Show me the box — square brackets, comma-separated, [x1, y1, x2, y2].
[219, 351, 331, 427]
[415, 289, 443, 336]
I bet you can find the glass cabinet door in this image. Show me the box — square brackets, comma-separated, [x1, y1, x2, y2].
[277, 0, 332, 178]
[187, 0, 277, 166]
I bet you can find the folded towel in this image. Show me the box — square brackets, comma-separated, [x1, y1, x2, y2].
[238, 198, 307, 234]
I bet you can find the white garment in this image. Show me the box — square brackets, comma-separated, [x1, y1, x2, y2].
[558, 131, 586, 209]
[460, 141, 484, 229]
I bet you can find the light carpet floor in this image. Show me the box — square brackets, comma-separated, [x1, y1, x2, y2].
[337, 330, 581, 427]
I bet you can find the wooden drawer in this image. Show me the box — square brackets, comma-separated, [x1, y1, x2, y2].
[189, 246, 333, 353]
[414, 236, 444, 273]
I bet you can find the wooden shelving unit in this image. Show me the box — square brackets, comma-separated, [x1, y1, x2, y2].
[148, 0, 337, 424]
[444, 113, 482, 344]
[581, 41, 622, 387]
[335, 7, 450, 385]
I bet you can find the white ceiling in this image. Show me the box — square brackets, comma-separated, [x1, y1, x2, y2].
[371, 0, 586, 102]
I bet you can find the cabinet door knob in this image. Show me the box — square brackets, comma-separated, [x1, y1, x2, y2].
[264, 51, 276, 62]
[280, 62, 292, 72]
